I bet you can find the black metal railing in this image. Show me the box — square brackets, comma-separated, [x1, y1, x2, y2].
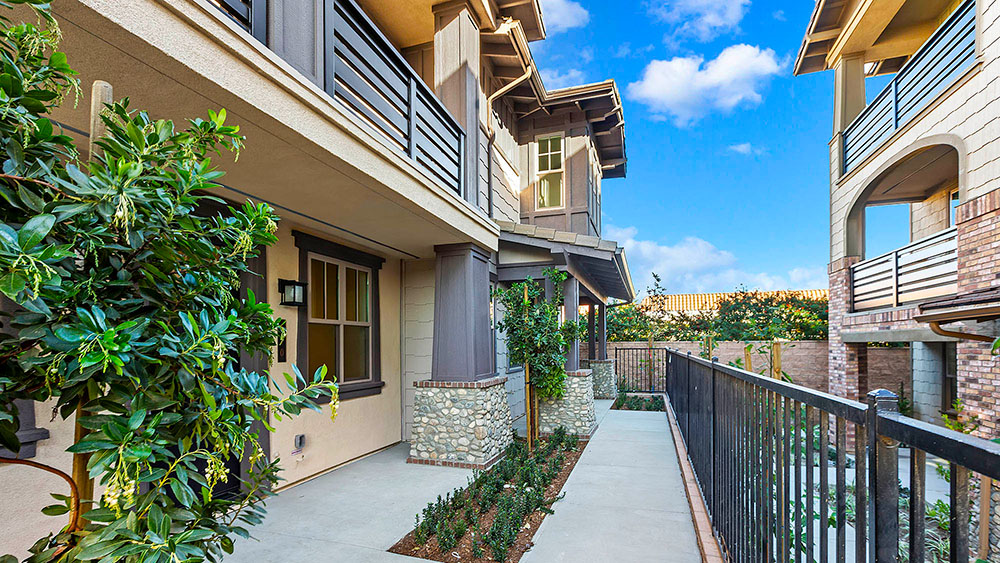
[664, 348, 1000, 562]
[842, 0, 976, 174]
[614, 347, 667, 392]
[209, 0, 467, 198]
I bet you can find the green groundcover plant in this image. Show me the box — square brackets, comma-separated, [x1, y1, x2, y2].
[0, 3, 336, 562]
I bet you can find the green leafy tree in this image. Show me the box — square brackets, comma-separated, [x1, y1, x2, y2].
[0, 5, 336, 561]
[494, 269, 582, 401]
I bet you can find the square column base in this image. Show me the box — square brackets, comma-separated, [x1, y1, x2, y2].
[540, 370, 597, 437]
[407, 376, 512, 469]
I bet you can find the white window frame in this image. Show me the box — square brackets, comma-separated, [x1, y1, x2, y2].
[535, 133, 565, 211]
[949, 189, 960, 227]
[307, 252, 374, 385]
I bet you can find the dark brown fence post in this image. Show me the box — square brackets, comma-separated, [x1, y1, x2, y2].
[867, 389, 899, 562]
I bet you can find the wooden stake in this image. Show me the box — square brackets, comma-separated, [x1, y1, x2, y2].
[744, 344, 753, 372]
[979, 477, 992, 559]
[88, 80, 113, 161]
[72, 80, 113, 521]
[523, 284, 533, 451]
[771, 341, 782, 380]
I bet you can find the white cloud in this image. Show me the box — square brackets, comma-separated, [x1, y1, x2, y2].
[581, 47, 594, 63]
[541, 67, 585, 89]
[626, 44, 784, 126]
[605, 225, 827, 297]
[614, 43, 656, 58]
[540, 0, 590, 34]
[727, 142, 766, 155]
[648, 0, 750, 43]
[772, 9, 786, 21]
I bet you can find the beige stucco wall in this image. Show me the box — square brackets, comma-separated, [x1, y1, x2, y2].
[267, 222, 403, 488]
[829, 0, 999, 262]
[0, 402, 79, 557]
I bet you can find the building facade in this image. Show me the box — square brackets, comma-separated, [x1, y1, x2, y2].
[0, 0, 632, 554]
[795, 0, 999, 435]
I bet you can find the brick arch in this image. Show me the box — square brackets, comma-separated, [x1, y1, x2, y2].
[843, 134, 968, 259]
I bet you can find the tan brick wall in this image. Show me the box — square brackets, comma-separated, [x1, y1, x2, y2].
[954, 189, 1000, 438]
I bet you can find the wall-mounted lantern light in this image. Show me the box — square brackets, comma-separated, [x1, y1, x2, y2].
[278, 279, 308, 307]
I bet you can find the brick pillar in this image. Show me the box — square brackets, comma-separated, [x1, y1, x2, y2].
[954, 189, 1000, 439]
[828, 257, 868, 402]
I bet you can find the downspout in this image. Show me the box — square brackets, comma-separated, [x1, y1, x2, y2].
[486, 19, 533, 220]
[927, 321, 995, 343]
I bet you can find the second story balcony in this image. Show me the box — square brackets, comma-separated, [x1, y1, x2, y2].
[795, 0, 978, 177]
[214, 0, 466, 197]
[841, 0, 976, 175]
[851, 226, 957, 311]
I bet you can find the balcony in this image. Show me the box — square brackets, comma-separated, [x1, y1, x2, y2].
[851, 227, 957, 312]
[213, 0, 466, 197]
[841, 0, 976, 175]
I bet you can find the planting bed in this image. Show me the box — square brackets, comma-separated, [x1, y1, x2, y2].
[389, 427, 586, 562]
[612, 393, 666, 412]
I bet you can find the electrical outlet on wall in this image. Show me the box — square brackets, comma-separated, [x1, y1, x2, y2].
[291, 434, 305, 456]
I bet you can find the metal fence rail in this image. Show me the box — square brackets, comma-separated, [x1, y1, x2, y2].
[614, 347, 668, 392]
[664, 349, 1000, 563]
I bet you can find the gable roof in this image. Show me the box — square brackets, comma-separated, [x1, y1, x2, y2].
[496, 220, 635, 302]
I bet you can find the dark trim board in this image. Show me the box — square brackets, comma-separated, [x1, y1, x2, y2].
[0, 399, 50, 459]
[293, 231, 384, 402]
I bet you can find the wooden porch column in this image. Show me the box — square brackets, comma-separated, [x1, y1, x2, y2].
[433, 1, 480, 202]
[833, 53, 867, 133]
[598, 303, 608, 360]
[587, 304, 596, 360]
[564, 278, 580, 371]
[431, 243, 494, 381]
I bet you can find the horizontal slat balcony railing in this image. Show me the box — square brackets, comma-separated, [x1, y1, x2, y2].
[842, 0, 976, 174]
[663, 349, 1000, 563]
[851, 226, 957, 311]
[209, 0, 467, 198]
[322, 0, 465, 197]
[212, 0, 266, 43]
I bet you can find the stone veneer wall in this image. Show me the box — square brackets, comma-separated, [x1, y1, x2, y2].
[540, 370, 596, 437]
[589, 359, 617, 399]
[408, 376, 512, 468]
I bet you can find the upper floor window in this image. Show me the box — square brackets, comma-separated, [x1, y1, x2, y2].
[949, 190, 960, 226]
[308, 254, 372, 384]
[536, 135, 564, 209]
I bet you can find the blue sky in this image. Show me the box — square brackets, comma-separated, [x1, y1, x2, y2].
[531, 0, 911, 296]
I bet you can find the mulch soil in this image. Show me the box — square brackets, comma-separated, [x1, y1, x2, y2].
[388, 439, 588, 563]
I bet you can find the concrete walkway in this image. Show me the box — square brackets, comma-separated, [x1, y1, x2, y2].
[229, 443, 474, 562]
[522, 403, 702, 563]
[230, 400, 701, 562]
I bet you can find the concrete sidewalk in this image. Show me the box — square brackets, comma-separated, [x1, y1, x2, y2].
[229, 443, 474, 562]
[230, 400, 700, 562]
[522, 405, 702, 563]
